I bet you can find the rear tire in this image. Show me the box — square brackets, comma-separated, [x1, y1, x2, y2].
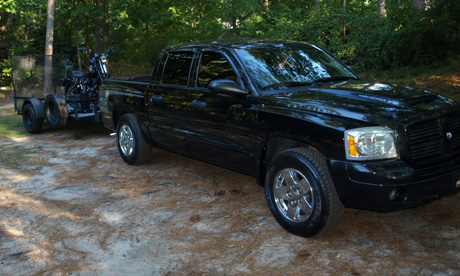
[265, 147, 343, 237]
[22, 104, 43, 134]
[116, 113, 152, 165]
[44, 94, 68, 127]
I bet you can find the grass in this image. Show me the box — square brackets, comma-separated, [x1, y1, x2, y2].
[0, 144, 49, 169]
[0, 90, 50, 169]
[0, 90, 29, 139]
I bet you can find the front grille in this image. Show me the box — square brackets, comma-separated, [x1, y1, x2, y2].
[407, 116, 460, 167]
[448, 116, 460, 149]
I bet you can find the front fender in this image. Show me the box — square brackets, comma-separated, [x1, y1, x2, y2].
[255, 106, 364, 160]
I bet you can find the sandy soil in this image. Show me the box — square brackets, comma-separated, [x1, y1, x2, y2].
[1, 90, 459, 276]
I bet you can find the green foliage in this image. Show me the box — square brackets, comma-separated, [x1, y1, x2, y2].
[246, 0, 460, 72]
[1, 0, 459, 82]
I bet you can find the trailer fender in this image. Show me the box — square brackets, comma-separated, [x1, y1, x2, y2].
[44, 94, 68, 127]
[22, 98, 45, 119]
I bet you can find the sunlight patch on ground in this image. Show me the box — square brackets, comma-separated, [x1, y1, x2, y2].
[0, 186, 82, 221]
[11, 137, 30, 143]
[428, 74, 460, 87]
[0, 168, 30, 182]
[3, 225, 25, 237]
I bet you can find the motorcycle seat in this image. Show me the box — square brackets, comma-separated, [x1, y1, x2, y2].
[72, 70, 85, 78]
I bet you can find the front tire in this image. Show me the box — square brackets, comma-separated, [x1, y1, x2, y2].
[23, 104, 43, 134]
[265, 147, 343, 237]
[116, 114, 152, 165]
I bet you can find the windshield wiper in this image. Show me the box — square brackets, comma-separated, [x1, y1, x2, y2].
[313, 76, 357, 83]
[262, 81, 313, 90]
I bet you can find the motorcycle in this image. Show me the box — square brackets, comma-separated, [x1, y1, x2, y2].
[63, 41, 115, 109]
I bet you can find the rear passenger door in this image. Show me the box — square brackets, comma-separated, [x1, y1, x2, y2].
[147, 50, 195, 150]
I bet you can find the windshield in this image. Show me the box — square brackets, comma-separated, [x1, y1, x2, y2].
[235, 42, 357, 92]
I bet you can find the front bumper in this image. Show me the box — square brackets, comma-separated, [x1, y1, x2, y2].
[329, 158, 460, 211]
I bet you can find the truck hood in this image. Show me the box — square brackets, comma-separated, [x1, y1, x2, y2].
[260, 81, 460, 127]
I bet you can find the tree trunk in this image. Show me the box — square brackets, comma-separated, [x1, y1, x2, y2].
[378, 0, 386, 18]
[412, 0, 424, 10]
[95, 0, 101, 54]
[232, 16, 239, 35]
[259, 0, 269, 11]
[1, 11, 8, 31]
[75, 25, 82, 71]
[84, 0, 90, 67]
[73, 0, 82, 71]
[315, 0, 320, 11]
[190, 7, 195, 32]
[44, 0, 55, 96]
[45, 1, 55, 57]
[103, 0, 109, 52]
[343, 0, 347, 44]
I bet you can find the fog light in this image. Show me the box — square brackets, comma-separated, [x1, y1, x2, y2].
[389, 188, 407, 203]
[389, 189, 398, 201]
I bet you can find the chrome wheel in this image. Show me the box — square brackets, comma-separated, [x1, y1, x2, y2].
[119, 124, 134, 157]
[116, 114, 151, 165]
[273, 168, 315, 223]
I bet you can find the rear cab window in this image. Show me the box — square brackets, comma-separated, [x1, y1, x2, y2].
[161, 51, 195, 86]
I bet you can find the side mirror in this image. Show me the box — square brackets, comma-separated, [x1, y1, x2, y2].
[208, 79, 247, 95]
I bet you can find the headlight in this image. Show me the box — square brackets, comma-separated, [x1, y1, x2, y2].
[100, 54, 107, 63]
[345, 127, 398, 160]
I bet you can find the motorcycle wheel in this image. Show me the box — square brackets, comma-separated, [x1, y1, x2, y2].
[65, 81, 79, 95]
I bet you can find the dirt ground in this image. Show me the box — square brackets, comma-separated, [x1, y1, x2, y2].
[1, 89, 459, 276]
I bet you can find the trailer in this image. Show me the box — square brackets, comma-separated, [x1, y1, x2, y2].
[12, 55, 100, 134]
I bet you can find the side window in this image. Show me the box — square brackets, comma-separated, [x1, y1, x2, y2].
[197, 52, 238, 88]
[162, 51, 194, 86]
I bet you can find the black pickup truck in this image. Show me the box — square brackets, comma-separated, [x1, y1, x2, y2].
[99, 40, 460, 237]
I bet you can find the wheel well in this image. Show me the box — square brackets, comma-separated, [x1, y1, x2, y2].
[113, 109, 156, 148]
[113, 107, 134, 128]
[257, 137, 321, 187]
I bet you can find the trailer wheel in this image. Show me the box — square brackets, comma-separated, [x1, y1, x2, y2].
[44, 94, 68, 127]
[116, 113, 152, 165]
[23, 104, 44, 134]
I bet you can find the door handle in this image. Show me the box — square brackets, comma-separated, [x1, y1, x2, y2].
[151, 95, 163, 102]
[191, 100, 206, 109]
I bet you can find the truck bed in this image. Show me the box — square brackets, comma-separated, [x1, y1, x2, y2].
[110, 75, 152, 83]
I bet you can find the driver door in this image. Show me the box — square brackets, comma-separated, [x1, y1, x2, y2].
[185, 50, 259, 174]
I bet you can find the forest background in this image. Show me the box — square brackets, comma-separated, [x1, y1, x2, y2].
[1, 0, 459, 87]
